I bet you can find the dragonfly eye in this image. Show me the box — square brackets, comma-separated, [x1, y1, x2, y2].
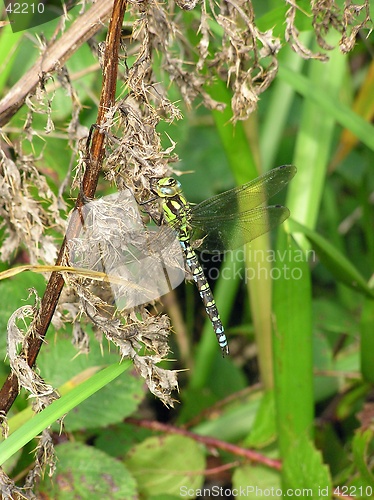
[156, 178, 182, 197]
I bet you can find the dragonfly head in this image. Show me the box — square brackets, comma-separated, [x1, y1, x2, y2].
[151, 177, 182, 198]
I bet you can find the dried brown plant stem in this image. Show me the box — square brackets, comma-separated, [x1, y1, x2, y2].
[0, 0, 128, 415]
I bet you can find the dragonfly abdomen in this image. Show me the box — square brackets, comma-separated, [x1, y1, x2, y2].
[180, 240, 229, 356]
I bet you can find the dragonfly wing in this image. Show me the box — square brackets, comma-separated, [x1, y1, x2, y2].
[192, 165, 296, 218]
[192, 205, 290, 253]
[111, 234, 185, 309]
[67, 191, 185, 310]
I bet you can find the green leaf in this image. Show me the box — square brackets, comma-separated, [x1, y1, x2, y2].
[256, 0, 312, 35]
[61, 372, 144, 431]
[312, 332, 338, 402]
[334, 384, 370, 421]
[95, 422, 154, 458]
[209, 79, 258, 185]
[283, 436, 332, 498]
[192, 395, 261, 443]
[0, 27, 24, 92]
[244, 390, 276, 448]
[233, 464, 281, 495]
[125, 435, 206, 497]
[39, 442, 137, 499]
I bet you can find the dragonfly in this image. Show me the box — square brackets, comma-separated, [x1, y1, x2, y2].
[68, 165, 296, 356]
[150, 164, 297, 356]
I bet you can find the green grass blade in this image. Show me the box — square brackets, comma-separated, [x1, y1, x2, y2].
[288, 218, 373, 298]
[286, 39, 348, 236]
[260, 40, 307, 171]
[0, 361, 131, 465]
[210, 80, 279, 390]
[274, 35, 346, 488]
[272, 231, 314, 451]
[0, 27, 23, 92]
[245, 234, 274, 389]
[210, 79, 258, 184]
[187, 78, 258, 390]
[360, 297, 374, 383]
[277, 65, 374, 153]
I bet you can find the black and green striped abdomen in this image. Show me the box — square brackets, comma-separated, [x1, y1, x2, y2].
[179, 240, 229, 355]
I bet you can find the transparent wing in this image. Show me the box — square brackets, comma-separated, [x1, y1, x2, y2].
[67, 191, 185, 310]
[189, 165, 296, 252]
[192, 165, 296, 217]
[192, 206, 290, 253]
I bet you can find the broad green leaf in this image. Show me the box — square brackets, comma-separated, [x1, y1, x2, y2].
[95, 422, 153, 459]
[283, 436, 332, 498]
[192, 395, 261, 443]
[0, 27, 24, 91]
[39, 442, 137, 499]
[233, 464, 281, 495]
[125, 435, 205, 497]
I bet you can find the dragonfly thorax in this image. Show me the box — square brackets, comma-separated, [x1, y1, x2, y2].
[151, 177, 191, 242]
